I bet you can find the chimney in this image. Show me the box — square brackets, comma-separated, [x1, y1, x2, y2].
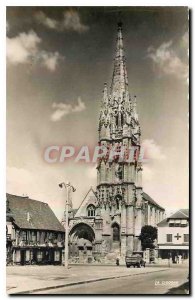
[27, 212, 31, 222]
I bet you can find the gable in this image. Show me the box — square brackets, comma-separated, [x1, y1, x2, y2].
[168, 209, 189, 219]
[74, 188, 98, 218]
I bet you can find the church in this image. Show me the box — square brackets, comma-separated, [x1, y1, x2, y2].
[67, 22, 165, 263]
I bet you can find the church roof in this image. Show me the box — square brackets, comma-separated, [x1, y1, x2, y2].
[142, 192, 165, 211]
[73, 189, 164, 215]
[6, 193, 65, 232]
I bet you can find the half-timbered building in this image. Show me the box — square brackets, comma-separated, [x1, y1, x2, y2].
[6, 193, 65, 265]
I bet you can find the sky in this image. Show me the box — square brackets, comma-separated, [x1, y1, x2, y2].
[6, 7, 189, 220]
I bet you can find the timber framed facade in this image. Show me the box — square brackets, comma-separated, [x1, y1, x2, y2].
[6, 193, 65, 265]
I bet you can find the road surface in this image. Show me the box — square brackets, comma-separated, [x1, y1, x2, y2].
[34, 268, 189, 294]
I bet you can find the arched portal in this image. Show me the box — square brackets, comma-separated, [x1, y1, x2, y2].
[69, 223, 95, 242]
[112, 222, 120, 242]
[69, 223, 95, 261]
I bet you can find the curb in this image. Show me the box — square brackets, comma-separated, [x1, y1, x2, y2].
[10, 268, 169, 294]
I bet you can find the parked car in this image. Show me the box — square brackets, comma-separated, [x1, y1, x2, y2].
[125, 253, 146, 268]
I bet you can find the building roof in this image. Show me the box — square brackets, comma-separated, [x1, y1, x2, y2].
[168, 209, 189, 219]
[157, 218, 168, 227]
[157, 209, 189, 227]
[7, 193, 64, 232]
[142, 192, 165, 211]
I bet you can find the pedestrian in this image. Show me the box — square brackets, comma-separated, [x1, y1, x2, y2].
[172, 255, 175, 264]
[178, 254, 182, 264]
[176, 255, 179, 264]
[116, 257, 120, 266]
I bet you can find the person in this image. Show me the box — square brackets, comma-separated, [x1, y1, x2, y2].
[172, 254, 176, 263]
[116, 257, 120, 266]
[176, 254, 179, 264]
[178, 254, 182, 264]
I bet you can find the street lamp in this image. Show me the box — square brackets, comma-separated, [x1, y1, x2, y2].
[59, 182, 76, 268]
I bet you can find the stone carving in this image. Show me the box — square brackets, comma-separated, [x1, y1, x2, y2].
[102, 240, 110, 253]
[115, 164, 123, 181]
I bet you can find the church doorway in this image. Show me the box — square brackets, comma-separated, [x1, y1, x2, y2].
[111, 223, 120, 251]
[69, 223, 95, 263]
[112, 222, 120, 241]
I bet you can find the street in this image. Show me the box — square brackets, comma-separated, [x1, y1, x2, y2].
[34, 267, 189, 295]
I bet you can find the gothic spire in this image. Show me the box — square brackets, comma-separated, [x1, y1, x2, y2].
[110, 22, 129, 100]
[102, 82, 108, 106]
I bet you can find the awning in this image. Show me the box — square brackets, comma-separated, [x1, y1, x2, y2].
[158, 245, 189, 250]
[169, 220, 175, 224]
[181, 220, 187, 225]
[175, 220, 181, 224]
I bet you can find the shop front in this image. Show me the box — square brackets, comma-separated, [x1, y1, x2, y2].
[12, 246, 63, 265]
[158, 245, 189, 263]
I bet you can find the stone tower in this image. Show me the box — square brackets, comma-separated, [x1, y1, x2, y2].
[96, 22, 143, 257]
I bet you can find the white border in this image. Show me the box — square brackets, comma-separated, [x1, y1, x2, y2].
[1, 1, 193, 299]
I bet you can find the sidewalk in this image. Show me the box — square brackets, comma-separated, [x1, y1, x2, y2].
[7, 265, 169, 294]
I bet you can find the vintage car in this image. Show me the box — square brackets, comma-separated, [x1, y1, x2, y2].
[125, 252, 146, 268]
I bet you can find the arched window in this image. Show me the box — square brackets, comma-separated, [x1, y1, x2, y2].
[87, 205, 96, 217]
[112, 223, 120, 242]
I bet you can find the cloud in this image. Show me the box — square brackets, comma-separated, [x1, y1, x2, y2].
[40, 51, 61, 71]
[182, 31, 189, 46]
[62, 10, 89, 33]
[34, 11, 58, 29]
[142, 139, 166, 161]
[7, 30, 41, 64]
[6, 30, 62, 71]
[51, 97, 86, 122]
[34, 10, 89, 33]
[147, 35, 188, 79]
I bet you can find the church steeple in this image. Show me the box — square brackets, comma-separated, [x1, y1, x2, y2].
[96, 21, 145, 258]
[98, 22, 141, 144]
[110, 22, 129, 100]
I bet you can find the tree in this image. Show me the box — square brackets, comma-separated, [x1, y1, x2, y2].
[139, 225, 157, 250]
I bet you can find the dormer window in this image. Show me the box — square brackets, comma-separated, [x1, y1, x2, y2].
[168, 219, 188, 227]
[87, 205, 96, 217]
[181, 220, 188, 227]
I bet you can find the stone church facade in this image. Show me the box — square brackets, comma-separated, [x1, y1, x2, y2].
[67, 23, 165, 262]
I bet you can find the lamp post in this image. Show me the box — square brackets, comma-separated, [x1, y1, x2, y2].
[59, 182, 76, 268]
